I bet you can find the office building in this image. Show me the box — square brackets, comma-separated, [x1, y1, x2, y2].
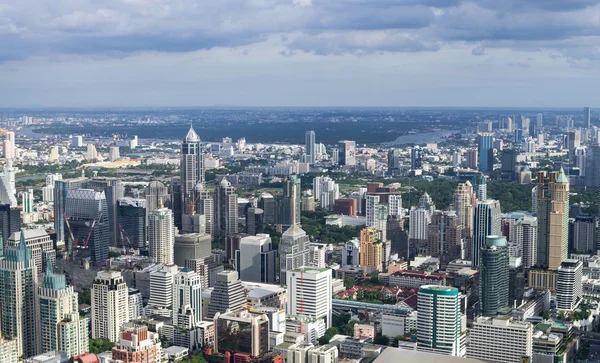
[181, 125, 205, 216]
[108, 145, 120, 162]
[427, 211, 462, 266]
[501, 149, 518, 181]
[387, 215, 408, 259]
[147, 264, 178, 317]
[172, 176, 183, 227]
[21, 188, 33, 213]
[246, 207, 264, 235]
[37, 260, 88, 357]
[173, 267, 203, 325]
[148, 207, 174, 265]
[573, 213, 596, 252]
[72, 135, 84, 147]
[116, 197, 147, 249]
[342, 238, 360, 267]
[215, 178, 238, 238]
[452, 182, 476, 258]
[556, 259, 583, 311]
[279, 224, 310, 284]
[338, 140, 356, 166]
[477, 132, 494, 173]
[465, 149, 478, 169]
[42, 173, 62, 203]
[145, 181, 169, 213]
[387, 149, 400, 175]
[259, 193, 276, 224]
[584, 107, 591, 129]
[287, 267, 332, 329]
[236, 234, 277, 284]
[585, 144, 600, 187]
[91, 270, 129, 342]
[536, 168, 569, 269]
[86, 144, 98, 161]
[472, 199, 502, 266]
[305, 130, 316, 164]
[468, 316, 532, 363]
[0, 232, 37, 357]
[503, 212, 537, 268]
[86, 177, 124, 248]
[472, 174, 487, 201]
[479, 236, 509, 316]
[53, 177, 87, 245]
[195, 183, 214, 236]
[207, 270, 246, 318]
[213, 309, 270, 356]
[278, 175, 301, 227]
[417, 286, 465, 357]
[313, 176, 339, 211]
[411, 147, 423, 170]
[174, 233, 212, 267]
[409, 207, 431, 254]
[359, 226, 383, 272]
[65, 188, 110, 262]
[333, 198, 357, 216]
[112, 323, 160, 363]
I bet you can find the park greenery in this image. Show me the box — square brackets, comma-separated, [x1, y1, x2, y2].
[181, 353, 208, 363]
[300, 210, 362, 244]
[88, 338, 114, 354]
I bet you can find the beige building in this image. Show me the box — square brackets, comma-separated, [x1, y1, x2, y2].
[7, 229, 55, 280]
[468, 316, 533, 363]
[92, 270, 130, 342]
[354, 324, 376, 340]
[359, 227, 383, 272]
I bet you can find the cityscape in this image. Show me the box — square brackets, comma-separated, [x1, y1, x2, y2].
[0, 107, 596, 363]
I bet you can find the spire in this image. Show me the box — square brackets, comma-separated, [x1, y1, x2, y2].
[19, 230, 26, 252]
[557, 166, 569, 184]
[184, 124, 201, 143]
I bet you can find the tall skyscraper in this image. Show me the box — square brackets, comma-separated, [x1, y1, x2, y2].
[147, 264, 177, 317]
[573, 213, 596, 253]
[409, 207, 431, 255]
[501, 149, 518, 181]
[148, 207, 174, 265]
[278, 175, 301, 226]
[477, 132, 494, 173]
[145, 181, 169, 213]
[584, 144, 600, 188]
[556, 259, 583, 311]
[236, 234, 277, 284]
[86, 177, 124, 247]
[0, 232, 37, 357]
[359, 226, 383, 272]
[215, 178, 238, 238]
[91, 270, 129, 342]
[259, 193, 276, 224]
[536, 168, 569, 269]
[536, 113, 543, 129]
[305, 130, 316, 164]
[387, 215, 408, 260]
[36, 259, 88, 357]
[279, 224, 309, 284]
[287, 267, 332, 328]
[503, 212, 538, 269]
[0, 204, 20, 249]
[207, 270, 246, 318]
[417, 285, 465, 357]
[65, 188, 110, 262]
[411, 147, 423, 170]
[427, 211, 463, 265]
[195, 183, 214, 236]
[116, 197, 147, 249]
[479, 235, 509, 316]
[245, 207, 264, 235]
[338, 140, 356, 166]
[6, 229, 54, 280]
[452, 181, 477, 257]
[387, 149, 400, 175]
[172, 267, 203, 325]
[584, 107, 591, 129]
[567, 130, 581, 161]
[472, 199, 502, 266]
[181, 125, 205, 216]
[53, 177, 87, 245]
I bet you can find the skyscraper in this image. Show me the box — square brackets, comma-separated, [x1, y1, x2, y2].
[468, 316, 532, 363]
[503, 212, 538, 269]
[417, 285, 465, 357]
[279, 224, 309, 284]
[427, 211, 463, 266]
[86, 177, 123, 247]
[91, 270, 129, 342]
[338, 140, 356, 166]
[584, 144, 600, 188]
[411, 147, 423, 170]
[278, 175, 301, 226]
[53, 177, 87, 245]
[359, 226, 383, 272]
[215, 178, 238, 238]
[245, 207, 264, 235]
[147, 264, 177, 317]
[584, 107, 591, 129]
[173, 267, 203, 325]
[36, 259, 89, 357]
[477, 132, 494, 173]
[287, 267, 332, 328]
[145, 181, 169, 213]
[236, 234, 277, 284]
[148, 207, 175, 265]
[501, 149, 518, 181]
[556, 259, 583, 311]
[6, 229, 54, 280]
[452, 181, 477, 257]
[472, 199, 502, 266]
[65, 189, 110, 262]
[305, 130, 316, 164]
[181, 125, 205, 216]
[195, 183, 214, 236]
[387, 149, 400, 175]
[536, 168, 569, 269]
[0, 203, 20, 249]
[116, 197, 147, 249]
[479, 235, 509, 316]
[207, 270, 246, 318]
[0, 232, 37, 357]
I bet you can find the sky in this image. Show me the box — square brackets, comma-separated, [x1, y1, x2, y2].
[2, 0, 600, 108]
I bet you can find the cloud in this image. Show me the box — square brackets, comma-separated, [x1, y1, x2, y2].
[1, 0, 600, 64]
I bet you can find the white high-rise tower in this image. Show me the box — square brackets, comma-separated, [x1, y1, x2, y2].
[148, 207, 174, 265]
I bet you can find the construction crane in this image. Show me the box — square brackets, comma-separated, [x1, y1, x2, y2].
[187, 193, 202, 214]
[64, 213, 78, 246]
[119, 224, 133, 251]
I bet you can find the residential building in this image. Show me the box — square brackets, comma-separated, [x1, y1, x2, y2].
[91, 270, 129, 342]
[472, 199, 502, 266]
[556, 259, 583, 311]
[145, 181, 169, 214]
[112, 323, 161, 363]
[6, 229, 54, 280]
[427, 211, 462, 266]
[148, 207, 174, 265]
[479, 236, 509, 316]
[468, 316, 532, 363]
[359, 226, 383, 272]
[215, 178, 238, 238]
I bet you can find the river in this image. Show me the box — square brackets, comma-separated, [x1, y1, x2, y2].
[386, 130, 457, 146]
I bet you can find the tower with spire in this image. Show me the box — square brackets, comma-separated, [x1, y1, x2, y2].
[180, 124, 205, 225]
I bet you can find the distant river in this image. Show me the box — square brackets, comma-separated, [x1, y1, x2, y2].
[386, 130, 457, 146]
[16, 174, 46, 182]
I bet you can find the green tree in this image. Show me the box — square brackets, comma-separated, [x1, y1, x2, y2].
[88, 338, 114, 354]
[78, 289, 91, 305]
[373, 335, 389, 346]
[343, 277, 356, 289]
[181, 352, 208, 363]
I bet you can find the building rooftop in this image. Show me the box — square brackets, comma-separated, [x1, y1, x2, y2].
[374, 347, 484, 363]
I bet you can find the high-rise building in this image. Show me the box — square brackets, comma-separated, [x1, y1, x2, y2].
[387, 215, 408, 260]
[147, 264, 177, 317]
[536, 113, 543, 129]
[502, 212, 538, 268]
[21, 188, 33, 213]
[287, 267, 332, 328]
[213, 310, 270, 357]
[417, 285, 465, 357]
[305, 130, 316, 164]
[245, 207, 264, 235]
[174, 233, 212, 268]
[65, 188, 110, 262]
[387, 149, 400, 175]
[91, 270, 129, 342]
[472, 199, 502, 266]
[86, 177, 124, 248]
[215, 178, 238, 238]
[37, 259, 88, 357]
[171, 176, 182, 227]
[0, 337, 17, 363]
[479, 235, 509, 316]
[427, 211, 463, 265]
[365, 195, 388, 239]
[259, 193, 276, 224]
[342, 238, 360, 267]
[6, 229, 54, 280]
[536, 168, 569, 269]
[567, 130, 581, 162]
[173, 267, 203, 325]
[148, 207, 174, 265]
[181, 125, 205, 216]
[359, 226, 383, 272]
[42, 173, 62, 202]
[411, 147, 423, 170]
[452, 181, 477, 258]
[573, 213, 596, 252]
[145, 181, 169, 213]
[0, 232, 37, 358]
[72, 136, 84, 147]
[501, 149, 518, 181]
[338, 140, 356, 166]
[53, 177, 87, 244]
[112, 323, 161, 363]
[236, 234, 277, 284]
[409, 207, 431, 255]
[207, 270, 246, 318]
[108, 145, 120, 162]
[472, 174, 487, 201]
[584, 107, 591, 129]
[468, 316, 532, 363]
[477, 132, 494, 173]
[584, 144, 600, 187]
[279, 224, 310, 284]
[465, 149, 478, 169]
[313, 176, 339, 211]
[86, 144, 98, 161]
[195, 183, 214, 236]
[116, 197, 147, 249]
[556, 259, 583, 311]
[0, 161, 17, 208]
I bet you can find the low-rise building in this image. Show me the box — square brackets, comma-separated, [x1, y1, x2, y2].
[467, 316, 532, 363]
